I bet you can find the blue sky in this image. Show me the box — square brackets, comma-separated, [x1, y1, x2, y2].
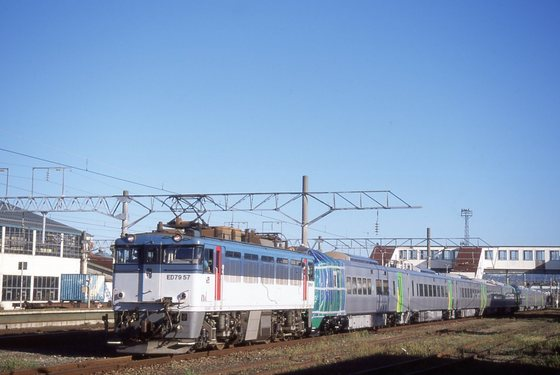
[1, 1, 559, 249]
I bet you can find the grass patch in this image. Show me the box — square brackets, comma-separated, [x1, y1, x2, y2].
[0, 357, 39, 372]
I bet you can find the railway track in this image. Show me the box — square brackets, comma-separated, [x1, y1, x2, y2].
[4, 337, 321, 375]
[1, 317, 480, 375]
[2, 310, 557, 375]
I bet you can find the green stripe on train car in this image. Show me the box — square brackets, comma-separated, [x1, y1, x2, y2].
[480, 284, 488, 311]
[397, 272, 404, 313]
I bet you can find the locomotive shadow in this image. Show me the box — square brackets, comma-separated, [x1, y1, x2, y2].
[0, 330, 117, 357]
[280, 353, 559, 375]
[511, 310, 560, 322]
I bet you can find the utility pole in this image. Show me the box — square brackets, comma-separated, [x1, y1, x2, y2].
[301, 175, 309, 247]
[427, 227, 431, 269]
[0, 168, 8, 197]
[80, 231, 89, 274]
[120, 190, 129, 237]
[18, 261, 27, 308]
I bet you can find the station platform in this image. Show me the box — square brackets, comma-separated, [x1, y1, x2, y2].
[0, 308, 113, 331]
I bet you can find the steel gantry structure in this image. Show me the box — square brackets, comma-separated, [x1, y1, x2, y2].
[0, 176, 420, 246]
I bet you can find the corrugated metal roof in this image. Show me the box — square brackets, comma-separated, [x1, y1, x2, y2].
[0, 203, 82, 235]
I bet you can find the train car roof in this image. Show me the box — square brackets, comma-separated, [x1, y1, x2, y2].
[323, 251, 378, 265]
[310, 249, 519, 288]
[308, 249, 344, 265]
[116, 231, 313, 258]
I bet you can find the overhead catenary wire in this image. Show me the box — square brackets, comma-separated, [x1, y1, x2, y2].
[0, 147, 177, 194]
[1, 148, 401, 248]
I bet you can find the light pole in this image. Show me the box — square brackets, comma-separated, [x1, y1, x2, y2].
[18, 262, 27, 308]
[0, 168, 8, 197]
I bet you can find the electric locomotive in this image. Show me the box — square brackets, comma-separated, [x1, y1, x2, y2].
[108, 219, 315, 354]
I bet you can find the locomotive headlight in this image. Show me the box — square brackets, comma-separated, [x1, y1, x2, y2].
[177, 291, 188, 303]
[172, 234, 182, 242]
[125, 234, 135, 243]
[115, 291, 125, 300]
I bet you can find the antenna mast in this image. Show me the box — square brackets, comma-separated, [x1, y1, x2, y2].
[461, 208, 473, 246]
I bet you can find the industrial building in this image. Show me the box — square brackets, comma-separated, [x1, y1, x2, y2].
[0, 206, 89, 310]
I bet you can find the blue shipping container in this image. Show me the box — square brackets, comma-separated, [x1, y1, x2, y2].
[60, 274, 105, 302]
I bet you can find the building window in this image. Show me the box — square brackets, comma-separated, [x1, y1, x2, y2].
[535, 250, 545, 261]
[408, 250, 417, 260]
[523, 250, 533, 261]
[399, 250, 407, 260]
[36, 231, 61, 257]
[498, 250, 507, 260]
[485, 250, 493, 260]
[4, 227, 33, 254]
[63, 233, 81, 258]
[2, 275, 31, 301]
[551, 251, 560, 261]
[33, 276, 59, 301]
[420, 250, 428, 260]
[510, 250, 519, 261]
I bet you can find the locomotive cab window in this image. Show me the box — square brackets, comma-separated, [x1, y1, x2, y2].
[115, 247, 139, 264]
[141, 246, 162, 264]
[164, 245, 203, 265]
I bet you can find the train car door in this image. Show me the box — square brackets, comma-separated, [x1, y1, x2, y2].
[376, 269, 389, 313]
[201, 246, 222, 303]
[139, 246, 162, 302]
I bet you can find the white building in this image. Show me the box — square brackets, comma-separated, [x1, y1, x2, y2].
[0, 206, 84, 310]
[371, 245, 560, 286]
